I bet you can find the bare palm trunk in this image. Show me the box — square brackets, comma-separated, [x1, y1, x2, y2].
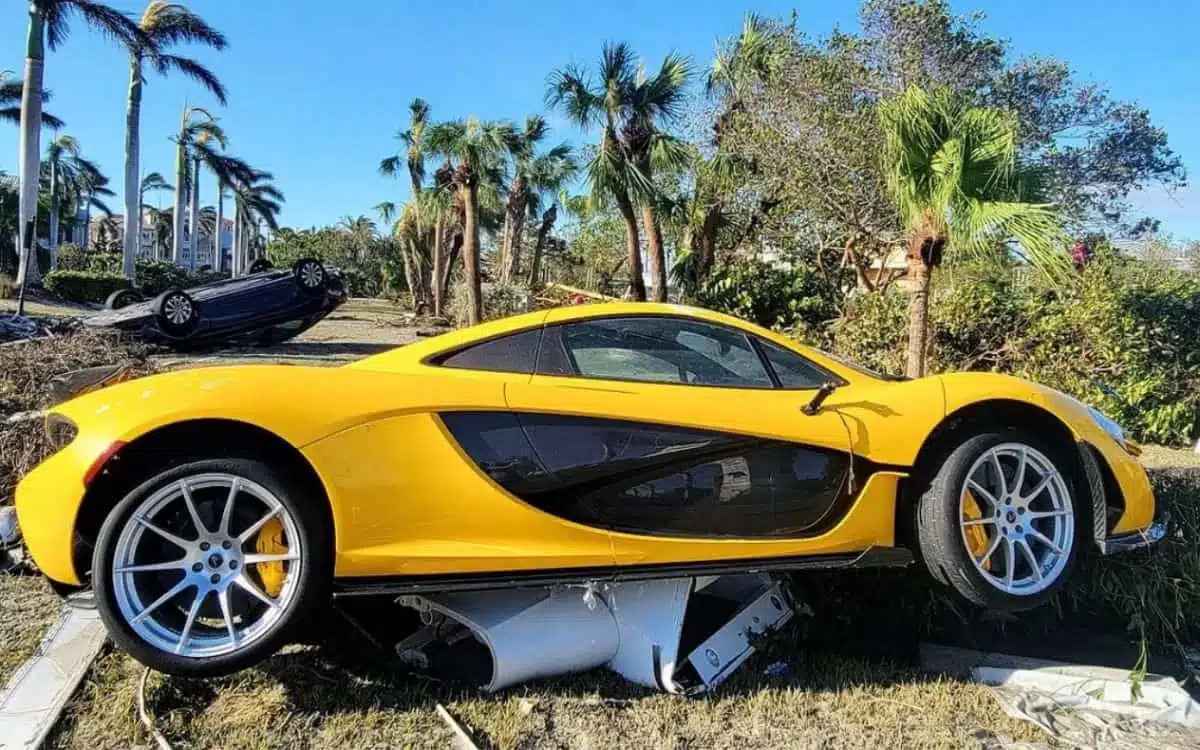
[528, 204, 556, 292]
[188, 155, 201, 271]
[81, 192, 91, 250]
[15, 8, 46, 293]
[215, 185, 224, 272]
[443, 231, 462, 313]
[615, 193, 645, 301]
[906, 258, 932, 379]
[231, 204, 241, 276]
[501, 176, 527, 284]
[47, 156, 59, 268]
[171, 132, 187, 264]
[462, 184, 482, 325]
[697, 204, 721, 281]
[642, 204, 667, 302]
[122, 56, 142, 278]
[431, 217, 444, 317]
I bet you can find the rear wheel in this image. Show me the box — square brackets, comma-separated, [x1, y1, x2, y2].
[915, 431, 1080, 612]
[92, 458, 330, 676]
[248, 258, 274, 274]
[105, 288, 141, 310]
[292, 257, 327, 296]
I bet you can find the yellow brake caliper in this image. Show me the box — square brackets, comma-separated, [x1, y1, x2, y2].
[962, 489, 992, 570]
[253, 518, 288, 597]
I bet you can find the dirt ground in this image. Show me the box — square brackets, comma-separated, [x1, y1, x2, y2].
[3, 297, 1198, 748]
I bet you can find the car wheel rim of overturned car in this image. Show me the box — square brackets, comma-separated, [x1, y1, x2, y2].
[164, 295, 194, 326]
[299, 261, 324, 288]
[110, 473, 304, 658]
[958, 442, 1074, 596]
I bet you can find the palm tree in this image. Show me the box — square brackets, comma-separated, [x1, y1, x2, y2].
[42, 134, 109, 266]
[1, 69, 63, 128]
[499, 116, 577, 284]
[425, 118, 516, 324]
[15, 1, 148, 292]
[547, 43, 691, 301]
[230, 171, 283, 275]
[120, 1, 227, 278]
[74, 164, 115, 250]
[140, 171, 172, 205]
[880, 86, 1067, 378]
[170, 106, 223, 264]
[380, 98, 434, 310]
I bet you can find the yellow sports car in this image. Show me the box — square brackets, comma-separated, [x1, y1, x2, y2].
[15, 302, 1164, 684]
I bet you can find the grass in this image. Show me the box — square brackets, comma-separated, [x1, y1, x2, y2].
[48, 638, 1045, 749]
[0, 574, 62, 686]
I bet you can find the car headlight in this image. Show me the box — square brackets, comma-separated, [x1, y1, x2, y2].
[1087, 406, 1126, 446]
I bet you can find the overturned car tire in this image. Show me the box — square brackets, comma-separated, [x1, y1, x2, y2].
[152, 288, 201, 340]
[292, 257, 327, 296]
[248, 258, 274, 275]
[105, 288, 142, 310]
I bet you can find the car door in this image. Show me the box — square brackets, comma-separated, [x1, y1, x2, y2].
[503, 313, 880, 569]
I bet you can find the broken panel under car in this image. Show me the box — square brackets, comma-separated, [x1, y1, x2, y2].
[390, 573, 793, 694]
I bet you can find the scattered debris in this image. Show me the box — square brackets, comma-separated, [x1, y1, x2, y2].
[921, 643, 1200, 748]
[137, 667, 173, 750]
[0, 315, 81, 345]
[435, 703, 481, 750]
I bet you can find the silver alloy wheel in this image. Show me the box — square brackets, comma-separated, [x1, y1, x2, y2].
[958, 443, 1074, 596]
[110, 473, 303, 658]
[163, 294, 194, 325]
[299, 261, 324, 288]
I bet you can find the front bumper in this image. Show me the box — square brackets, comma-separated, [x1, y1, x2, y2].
[1099, 513, 1169, 555]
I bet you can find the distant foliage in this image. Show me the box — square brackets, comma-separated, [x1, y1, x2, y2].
[450, 280, 531, 326]
[135, 259, 191, 297]
[831, 252, 1200, 446]
[266, 227, 407, 298]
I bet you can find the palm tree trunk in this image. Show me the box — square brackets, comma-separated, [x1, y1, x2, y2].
[431, 217, 444, 317]
[906, 258, 932, 379]
[615, 193, 646, 301]
[188, 155, 201, 271]
[463, 184, 482, 325]
[121, 56, 142, 279]
[231, 204, 241, 276]
[528, 205, 556, 292]
[171, 130, 187, 265]
[642, 205, 667, 302]
[15, 7, 46, 292]
[697, 204, 721, 281]
[81, 192, 91, 250]
[215, 184, 224, 273]
[47, 156, 59, 268]
[500, 176, 527, 284]
[505, 202, 528, 284]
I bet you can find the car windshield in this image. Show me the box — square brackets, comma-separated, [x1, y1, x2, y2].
[815, 349, 909, 382]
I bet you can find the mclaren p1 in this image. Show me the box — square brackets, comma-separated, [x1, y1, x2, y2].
[14, 302, 1163, 691]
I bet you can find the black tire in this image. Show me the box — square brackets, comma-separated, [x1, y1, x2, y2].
[104, 288, 141, 310]
[292, 257, 327, 296]
[150, 289, 200, 339]
[91, 458, 332, 677]
[248, 258, 274, 274]
[915, 431, 1083, 612]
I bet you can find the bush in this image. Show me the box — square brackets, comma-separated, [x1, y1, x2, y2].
[135, 258, 190, 297]
[695, 257, 845, 334]
[42, 270, 131, 304]
[449, 281, 531, 326]
[831, 253, 1200, 446]
[55, 243, 87, 271]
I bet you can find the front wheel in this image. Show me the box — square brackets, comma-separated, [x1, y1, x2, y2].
[92, 458, 331, 676]
[151, 289, 200, 339]
[915, 432, 1081, 612]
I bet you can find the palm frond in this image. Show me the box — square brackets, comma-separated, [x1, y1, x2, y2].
[143, 2, 227, 49]
[155, 54, 227, 104]
[58, 1, 151, 51]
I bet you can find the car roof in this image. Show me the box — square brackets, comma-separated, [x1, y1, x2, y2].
[349, 301, 868, 382]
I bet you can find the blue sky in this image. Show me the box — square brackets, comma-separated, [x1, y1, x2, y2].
[3, 0, 1198, 240]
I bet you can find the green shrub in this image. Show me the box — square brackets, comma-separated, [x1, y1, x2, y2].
[42, 270, 131, 303]
[54, 243, 87, 271]
[696, 257, 845, 334]
[450, 281, 531, 326]
[135, 258, 190, 296]
[830, 255, 1200, 446]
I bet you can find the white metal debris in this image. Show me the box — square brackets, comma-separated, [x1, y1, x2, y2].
[921, 643, 1200, 749]
[394, 573, 793, 695]
[0, 606, 107, 750]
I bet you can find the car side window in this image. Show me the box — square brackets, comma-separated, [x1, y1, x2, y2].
[435, 328, 541, 374]
[758, 339, 831, 390]
[556, 317, 774, 388]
